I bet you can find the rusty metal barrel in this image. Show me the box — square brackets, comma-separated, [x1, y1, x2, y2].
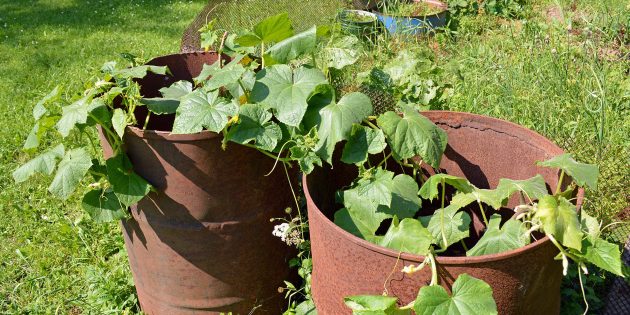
[101, 52, 296, 314]
[304, 111, 583, 315]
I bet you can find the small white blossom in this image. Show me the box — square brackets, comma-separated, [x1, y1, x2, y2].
[272, 223, 290, 242]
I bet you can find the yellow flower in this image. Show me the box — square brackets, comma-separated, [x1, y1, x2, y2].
[239, 94, 248, 104]
[228, 115, 240, 126]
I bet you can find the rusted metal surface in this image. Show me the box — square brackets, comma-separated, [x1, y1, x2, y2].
[101, 52, 297, 314]
[305, 111, 584, 315]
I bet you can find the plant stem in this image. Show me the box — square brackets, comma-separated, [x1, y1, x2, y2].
[283, 162, 303, 241]
[477, 202, 489, 227]
[311, 52, 318, 69]
[237, 79, 250, 102]
[260, 41, 265, 68]
[548, 234, 581, 262]
[377, 152, 392, 168]
[400, 301, 414, 310]
[241, 143, 292, 162]
[83, 130, 99, 155]
[440, 179, 448, 249]
[142, 112, 151, 131]
[89, 113, 121, 153]
[363, 119, 379, 130]
[555, 170, 565, 195]
[428, 250, 438, 286]
[218, 31, 228, 56]
[460, 240, 469, 251]
[578, 263, 589, 315]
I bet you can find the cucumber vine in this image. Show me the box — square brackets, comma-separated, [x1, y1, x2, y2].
[14, 11, 624, 315]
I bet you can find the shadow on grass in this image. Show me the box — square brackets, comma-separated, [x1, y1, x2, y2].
[0, 0, 207, 41]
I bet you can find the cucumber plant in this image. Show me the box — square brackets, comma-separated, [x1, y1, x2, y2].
[334, 134, 624, 314]
[14, 12, 623, 315]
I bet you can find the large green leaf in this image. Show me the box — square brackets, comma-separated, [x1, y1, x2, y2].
[319, 35, 361, 70]
[106, 154, 152, 208]
[334, 208, 375, 241]
[414, 274, 497, 315]
[466, 215, 529, 256]
[226, 103, 282, 151]
[48, 147, 93, 200]
[345, 295, 410, 315]
[82, 189, 127, 223]
[111, 108, 126, 139]
[56, 97, 90, 137]
[172, 90, 238, 134]
[335, 168, 421, 238]
[114, 65, 170, 79]
[337, 169, 397, 238]
[86, 98, 111, 127]
[13, 144, 65, 183]
[159, 80, 192, 99]
[580, 211, 601, 241]
[418, 174, 474, 200]
[140, 80, 193, 115]
[264, 26, 317, 65]
[495, 175, 549, 202]
[379, 218, 434, 256]
[450, 188, 506, 210]
[419, 205, 471, 249]
[33, 86, 61, 120]
[534, 195, 583, 251]
[341, 124, 386, 164]
[23, 116, 58, 150]
[197, 58, 247, 91]
[390, 172, 423, 216]
[250, 65, 327, 126]
[140, 98, 180, 115]
[302, 84, 335, 130]
[314, 92, 373, 163]
[383, 49, 432, 83]
[537, 153, 599, 190]
[582, 238, 623, 276]
[235, 13, 294, 46]
[376, 107, 447, 168]
[253, 12, 293, 42]
[227, 69, 256, 99]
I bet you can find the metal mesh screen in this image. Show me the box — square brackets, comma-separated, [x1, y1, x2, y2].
[181, 0, 349, 53]
[180, 0, 397, 114]
[604, 235, 630, 314]
[180, 1, 629, 310]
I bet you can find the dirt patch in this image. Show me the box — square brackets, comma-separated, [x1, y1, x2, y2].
[545, 5, 564, 23]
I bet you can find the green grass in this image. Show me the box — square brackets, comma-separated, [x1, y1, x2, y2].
[0, 1, 206, 313]
[433, 0, 629, 222]
[0, 0, 628, 314]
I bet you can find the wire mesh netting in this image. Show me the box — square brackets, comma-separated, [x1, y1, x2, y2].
[180, 0, 629, 310]
[181, 0, 349, 52]
[180, 0, 399, 114]
[604, 235, 630, 314]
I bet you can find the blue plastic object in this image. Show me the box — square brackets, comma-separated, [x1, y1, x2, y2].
[375, 10, 447, 35]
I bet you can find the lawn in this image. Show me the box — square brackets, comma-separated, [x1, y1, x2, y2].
[0, 0, 628, 314]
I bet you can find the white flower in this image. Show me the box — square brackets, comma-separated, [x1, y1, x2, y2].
[272, 223, 290, 242]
